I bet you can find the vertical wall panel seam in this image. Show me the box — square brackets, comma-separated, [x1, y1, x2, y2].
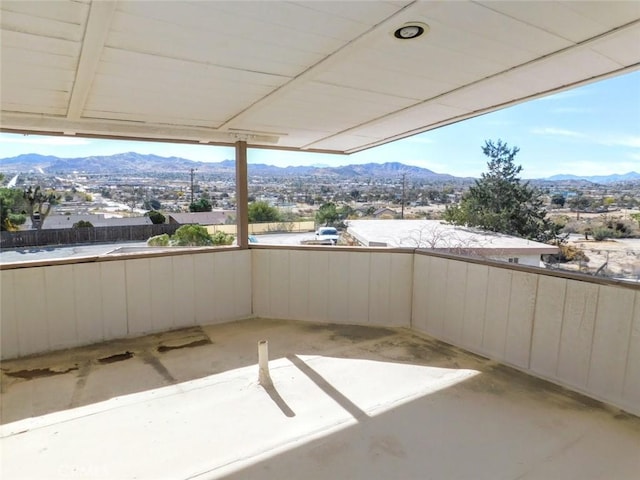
[554, 278, 570, 378]
[585, 284, 602, 389]
[288, 250, 293, 319]
[366, 252, 373, 323]
[41, 269, 51, 351]
[459, 261, 468, 342]
[441, 258, 450, 337]
[99, 263, 106, 340]
[410, 255, 415, 328]
[504, 269, 515, 358]
[408, 251, 415, 329]
[501, 270, 513, 359]
[480, 266, 492, 352]
[97, 264, 105, 342]
[124, 260, 131, 335]
[70, 265, 79, 347]
[525, 274, 540, 370]
[6, 271, 19, 358]
[304, 251, 310, 321]
[620, 290, 637, 400]
[212, 252, 220, 321]
[460, 263, 470, 347]
[250, 250, 255, 317]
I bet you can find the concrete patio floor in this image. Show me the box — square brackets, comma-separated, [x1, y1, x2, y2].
[1, 318, 639, 479]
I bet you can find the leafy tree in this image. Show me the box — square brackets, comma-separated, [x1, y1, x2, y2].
[23, 185, 58, 230]
[315, 202, 339, 226]
[0, 187, 27, 231]
[248, 201, 280, 223]
[443, 140, 559, 242]
[568, 194, 590, 211]
[72, 220, 93, 228]
[315, 202, 354, 227]
[172, 225, 213, 246]
[189, 198, 212, 212]
[146, 210, 166, 224]
[550, 194, 566, 208]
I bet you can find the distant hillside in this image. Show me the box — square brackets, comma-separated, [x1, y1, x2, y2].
[545, 172, 640, 183]
[0, 152, 457, 180]
[3, 152, 634, 183]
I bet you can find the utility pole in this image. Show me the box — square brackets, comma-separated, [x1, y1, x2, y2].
[401, 173, 406, 219]
[190, 168, 196, 205]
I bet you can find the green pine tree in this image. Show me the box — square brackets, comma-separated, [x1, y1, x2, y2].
[443, 140, 560, 243]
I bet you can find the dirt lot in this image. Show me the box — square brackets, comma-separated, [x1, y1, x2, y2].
[562, 236, 640, 280]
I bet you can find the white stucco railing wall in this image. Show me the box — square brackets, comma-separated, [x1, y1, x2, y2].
[0, 249, 252, 359]
[411, 252, 640, 417]
[251, 247, 413, 327]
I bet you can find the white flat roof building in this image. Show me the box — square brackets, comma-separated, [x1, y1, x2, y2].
[347, 219, 559, 266]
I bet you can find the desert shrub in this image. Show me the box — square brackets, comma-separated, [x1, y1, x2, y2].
[599, 215, 635, 238]
[561, 220, 581, 234]
[172, 224, 213, 246]
[550, 215, 570, 229]
[559, 244, 589, 262]
[147, 234, 170, 246]
[545, 244, 589, 265]
[211, 231, 234, 245]
[592, 227, 618, 241]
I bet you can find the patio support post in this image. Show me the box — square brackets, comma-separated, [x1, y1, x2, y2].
[235, 140, 249, 249]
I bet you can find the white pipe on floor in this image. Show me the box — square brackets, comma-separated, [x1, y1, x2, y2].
[258, 340, 272, 386]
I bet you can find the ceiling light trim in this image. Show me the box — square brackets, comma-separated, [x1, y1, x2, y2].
[393, 22, 429, 40]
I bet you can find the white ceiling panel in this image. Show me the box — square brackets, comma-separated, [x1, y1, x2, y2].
[589, 24, 640, 66]
[477, 1, 610, 42]
[308, 104, 470, 152]
[1, 29, 81, 57]
[1, 0, 638, 152]
[411, 1, 573, 55]
[1, 0, 88, 23]
[560, 1, 640, 29]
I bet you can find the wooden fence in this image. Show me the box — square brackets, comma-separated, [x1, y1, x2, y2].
[0, 224, 181, 249]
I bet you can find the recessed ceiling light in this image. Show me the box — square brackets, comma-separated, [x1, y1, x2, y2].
[393, 22, 429, 40]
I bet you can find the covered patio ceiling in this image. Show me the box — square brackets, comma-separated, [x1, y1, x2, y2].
[1, 1, 639, 153]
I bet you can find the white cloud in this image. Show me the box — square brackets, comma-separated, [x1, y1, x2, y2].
[596, 135, 640, 148]
[531, 127, 585, 138]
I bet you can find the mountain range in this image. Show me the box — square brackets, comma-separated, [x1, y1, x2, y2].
[545, 172, 640, 183]
[0, 152, 459, 180]
[1, 152, 638, 183]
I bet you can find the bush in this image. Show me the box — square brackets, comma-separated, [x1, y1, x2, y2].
[592, 227, 618, 241]
[147, 234, 170, 246]
[559, 244, 589, 262]
[73, 220, 93, 228]
[147, 210, 166, 224]
[172, 224, 213, 246]
[211, 231, 234, 245]
[189, 198, 212, 212]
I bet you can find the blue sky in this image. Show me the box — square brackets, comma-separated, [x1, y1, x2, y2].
[1, 70, 638, 179]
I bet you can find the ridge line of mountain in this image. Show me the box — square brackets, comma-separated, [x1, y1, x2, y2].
[1, 152, 639, 183]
